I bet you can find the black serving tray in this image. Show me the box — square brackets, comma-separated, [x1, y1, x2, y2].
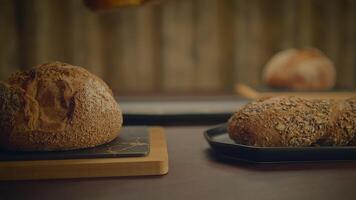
[204, 125, 356, 163]
[0, 126, 150, 161]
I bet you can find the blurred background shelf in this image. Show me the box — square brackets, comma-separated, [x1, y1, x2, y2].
[118, 95, 249, 125]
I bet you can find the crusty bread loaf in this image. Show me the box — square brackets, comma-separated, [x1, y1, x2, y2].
[228, 97, 355, 147]
[263, 48, 336, 90]
[0, 62, 123, 151]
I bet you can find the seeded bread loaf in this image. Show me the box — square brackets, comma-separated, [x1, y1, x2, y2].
[0, 62, 123, 151]
[228, 97, 356, 147]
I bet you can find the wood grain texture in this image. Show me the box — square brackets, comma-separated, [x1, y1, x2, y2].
[281, 0, 297, 49]
[161, 0, 196, 91]
[99, 10, 122, 92]
[0, 0, 18, 81]
[195, 0, 221, 91]
[338, 0, 355, 88]
[66, 0, 106, 78]
[134, 6, 160, 91]
[234, 0, 248, 86]
[235, 0, 263, 87]
[217, 0, 235, 91]
[297, 0, 313, 47]
[0, 127, 169, 181]
[115, 8, 140, 92]
[0, 0, 355, 92]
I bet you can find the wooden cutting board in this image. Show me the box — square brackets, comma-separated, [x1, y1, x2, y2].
[0, 127, 168, 181]
[235, 83, 356, 100]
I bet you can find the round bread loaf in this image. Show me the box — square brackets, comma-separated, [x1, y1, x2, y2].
[0, 62, 123, 151]
[263, 48, 336, 90]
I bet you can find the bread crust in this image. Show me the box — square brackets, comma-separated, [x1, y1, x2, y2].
[228, 97, 356, 147]
[0, 62, 122, 151]
[263, 48, 336, 90]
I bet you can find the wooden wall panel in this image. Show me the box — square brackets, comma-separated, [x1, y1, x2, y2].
[310, 0, 327, 50]
[260, 0, 285, 54]
[161, 0, 196, 91]
[195, 0, 222, 91]
[217, 0, 235, 91]
[114, 9, 140, 91]
[337, 0, 355, 88]
[0, 0, 355, 92]
[297, 0, 314, 47]
[234, 0, 264, 87]
[99, 10, 125, 92]
[13, 0, 42, 69]
[99, 6, 161, 93]
[66, 0, 105, 78]
[134, 6, 160, 91]
[281, 0, 298, 49]
[0, 0, 18, 80]
[324, 0, 342, 82]
[16, 0, 73, 67]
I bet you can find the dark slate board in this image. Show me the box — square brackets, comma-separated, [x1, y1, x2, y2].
[0, 126, 150, 161]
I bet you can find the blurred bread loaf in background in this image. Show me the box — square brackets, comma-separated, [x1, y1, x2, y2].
[263, 48, 336, 90]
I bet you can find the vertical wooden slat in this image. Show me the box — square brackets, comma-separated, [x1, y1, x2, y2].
[310, 0, 327, 51]
[338, 0, 355, 88]
[43, 0, 72, 63]
[282, 0, 298, 49]
[0, 0, 19, 80]
[65, 0, 105, 78]
[297, 0, 313, 47]
[234, 0, 263, 87]
[99, 11, 123, 93]
[351, 0, 356, 88]
[15, 0, 42, 68]
[161, 0, 196, 91]
[260, 0, 284, 52]
[126, 6, 159, 92]
[103, 6, 158, 93]
[83, 11, 105, 78]
[259, 0, 285, 78]
[116, 8, 140, 92]
[16, 0, 72, 68]
[150, 6, 163, 92]
[247, 0, 264, 87]
[248, 0, 265, 86]
[217, 0, 235, 91]
[103, 6, 159, 93]
[195, 0, 221, 91]
[66, 0, 86, 65]
[324, 0, 341, 73]
[234, 0, 249, 86]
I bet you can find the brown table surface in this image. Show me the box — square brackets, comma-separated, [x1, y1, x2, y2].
[1, 126, 356, 200]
